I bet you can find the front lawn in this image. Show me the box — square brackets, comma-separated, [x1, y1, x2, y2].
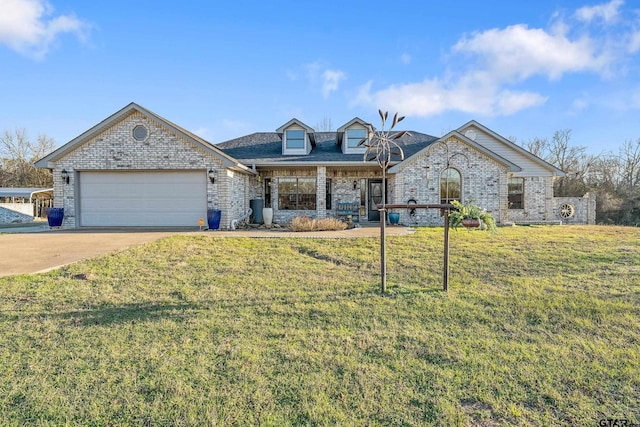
[0, 226, 638, 426]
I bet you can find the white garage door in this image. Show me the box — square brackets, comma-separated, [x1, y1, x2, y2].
[79, 171, 207, 226]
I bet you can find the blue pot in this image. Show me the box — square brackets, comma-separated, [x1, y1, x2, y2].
[207, 209, 222, 230]
[47, 207, 64, 227]
[388, 212, 400, 225]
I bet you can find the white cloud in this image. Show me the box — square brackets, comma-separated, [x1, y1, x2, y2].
[453, 24, 608, 80]
[355, 73, 547, 117]
[354, 3, 636, 118]
[575, 0, 624, 24]
[304, 62, 346, 99]
[321, 69, 345, 99]
[0, 0, 88, 59]
[495, 90, 548, 115]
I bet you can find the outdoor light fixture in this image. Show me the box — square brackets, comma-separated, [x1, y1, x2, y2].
[353, 180, 358, 190]
[61, 169, 70, 184]
[208, 168, 216, 184]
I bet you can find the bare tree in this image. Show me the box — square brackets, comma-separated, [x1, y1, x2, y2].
[619, 138, 640, 191]
[615, 138, 640, 225]
[537, 129, 592, 196]
[0, 129, 55, 187]
[314, 116, 333, 132]
[522, 137, 549, 159]
[521, 128, 640, 225]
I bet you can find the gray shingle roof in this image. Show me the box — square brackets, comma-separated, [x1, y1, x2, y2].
[215, 131, 439, 165]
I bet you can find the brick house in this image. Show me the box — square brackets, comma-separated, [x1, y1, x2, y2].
[35, 103, 595, 229]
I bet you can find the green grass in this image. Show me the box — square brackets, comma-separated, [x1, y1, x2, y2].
[1, 226, 638, 426]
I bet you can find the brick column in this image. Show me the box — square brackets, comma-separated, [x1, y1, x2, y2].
[317, 166, 326, 219]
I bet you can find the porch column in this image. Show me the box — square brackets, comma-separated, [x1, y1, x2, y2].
[317, 166, 326, 219]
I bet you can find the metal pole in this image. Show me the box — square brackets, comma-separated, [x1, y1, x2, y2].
[443, 209, 450, 292]
[380, 169, 386, 294]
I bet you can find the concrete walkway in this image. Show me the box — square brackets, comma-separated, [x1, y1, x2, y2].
[0, 225, 414, 277]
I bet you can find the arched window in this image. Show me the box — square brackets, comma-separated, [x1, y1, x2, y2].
[440, 168, 461, 204]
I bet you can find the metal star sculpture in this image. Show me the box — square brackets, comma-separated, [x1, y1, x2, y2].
[359, 110, 408, 167]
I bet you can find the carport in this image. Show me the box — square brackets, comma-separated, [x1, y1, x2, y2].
[0, 187, 53, 219]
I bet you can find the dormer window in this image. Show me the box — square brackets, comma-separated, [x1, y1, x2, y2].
[347, 128, 367, 148]
[277, 119, 315, 155]
[337, 118, 370, 154]
[285, 129, 305, 149]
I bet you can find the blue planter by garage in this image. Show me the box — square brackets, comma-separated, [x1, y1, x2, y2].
[207, 209, 222, 230]
[388, 212, 400, 225]
[47, 207, 64, 227]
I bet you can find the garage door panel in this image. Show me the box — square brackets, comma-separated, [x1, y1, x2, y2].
[79, 171, 207, 227]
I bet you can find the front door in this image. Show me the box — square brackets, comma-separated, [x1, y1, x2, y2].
[368, 179, 383, 222]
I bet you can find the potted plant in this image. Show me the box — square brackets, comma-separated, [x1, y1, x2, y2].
[388, 210, 400, 225]
[448, 200, 496, 232]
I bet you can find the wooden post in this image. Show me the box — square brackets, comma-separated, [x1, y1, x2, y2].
[443, 209, 450, 292]
[375, 203, 454, 292]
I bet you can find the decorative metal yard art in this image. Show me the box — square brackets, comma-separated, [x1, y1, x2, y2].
[361, 117, 474, 293]
[359, 110, 408, 294]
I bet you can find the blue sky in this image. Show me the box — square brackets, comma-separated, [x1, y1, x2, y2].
[1, 0, 639, 154]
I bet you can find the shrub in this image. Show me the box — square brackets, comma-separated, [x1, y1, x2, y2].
[289, 216, 348, 232]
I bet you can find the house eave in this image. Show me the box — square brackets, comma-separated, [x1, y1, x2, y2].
[247, 161, 399, 169]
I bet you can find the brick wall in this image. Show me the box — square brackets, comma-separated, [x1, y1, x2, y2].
[52, 111, 234, 228]
[394, 138, 509, 225]
[225, 169, 250, 229]
[553, 193, 596, 225]
[505, 176, 555, 223]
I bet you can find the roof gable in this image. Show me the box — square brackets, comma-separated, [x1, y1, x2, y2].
[276, 118, 314, 134]
[336, 117, 371, 132]
[456, 120, 565, 176]
[35, 103, 249, 171]
[275, 118, 316, 153]
[388, 130, 522, 174]
[336, 117, 372, 154]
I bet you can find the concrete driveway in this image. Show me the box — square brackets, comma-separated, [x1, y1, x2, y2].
[0, 229, 187, 277]
[0, 225, 414, 277]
